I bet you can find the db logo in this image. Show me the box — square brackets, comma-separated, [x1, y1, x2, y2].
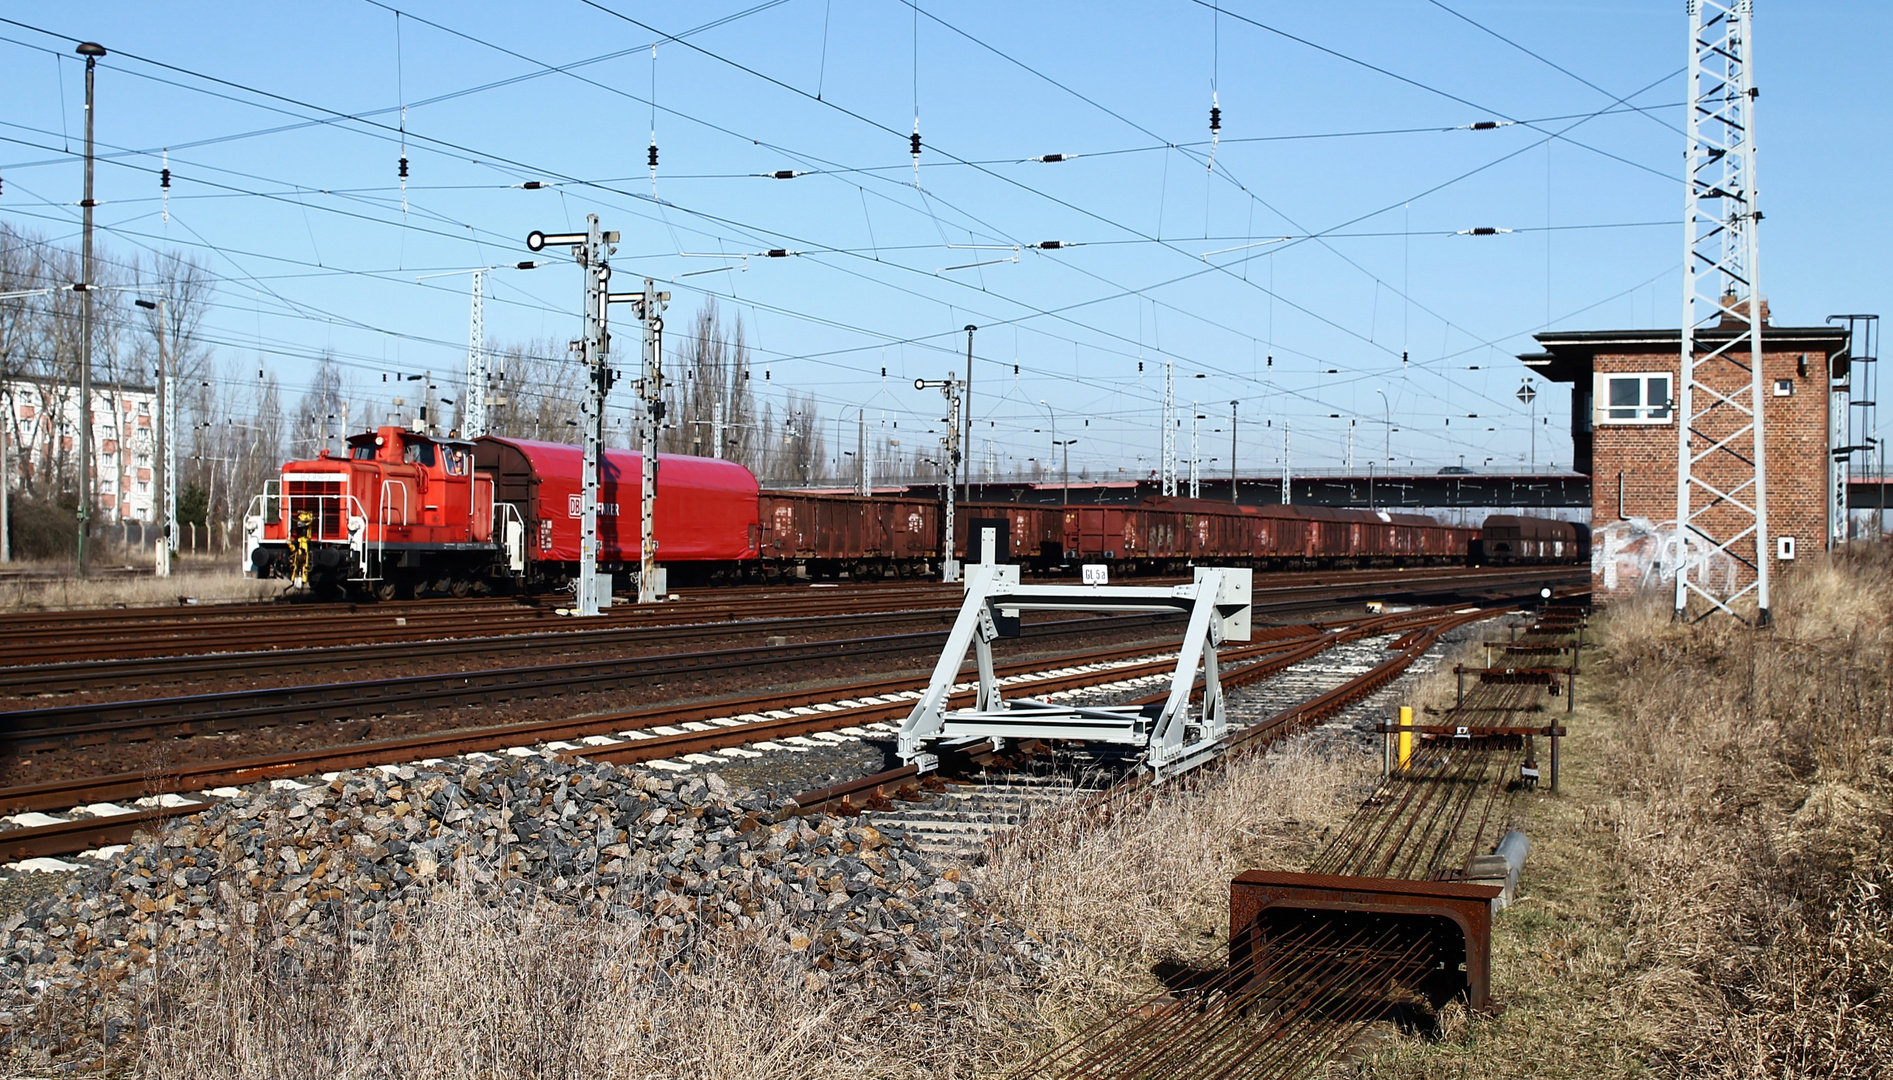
[568, 496, 620, 518]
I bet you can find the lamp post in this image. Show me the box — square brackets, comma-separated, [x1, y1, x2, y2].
[1037, 398, 1062, 500]
[1373, 387, 1391, 468]
[1053, 438, 1077, 504]
[75, 41, 107, 578]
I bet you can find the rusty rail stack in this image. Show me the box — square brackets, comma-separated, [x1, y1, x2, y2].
[1014, 598, 1589, 1080]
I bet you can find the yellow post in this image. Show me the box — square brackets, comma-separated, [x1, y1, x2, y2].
[1397, 705, 1413, 770]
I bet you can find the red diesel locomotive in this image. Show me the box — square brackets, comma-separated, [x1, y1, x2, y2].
[245, 427, 1578, 597]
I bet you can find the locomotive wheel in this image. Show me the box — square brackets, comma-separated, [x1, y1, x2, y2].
[449, 578, 473, 599]
[373, 580, 398, 602]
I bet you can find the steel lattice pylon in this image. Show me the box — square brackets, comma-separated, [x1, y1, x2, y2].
[1162, 356, 1178, 496]
[463, 269, 487, 438]
[1675, 0, 1769, 624]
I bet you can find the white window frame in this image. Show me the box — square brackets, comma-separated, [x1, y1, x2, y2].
[1593, 371, 1674, 426]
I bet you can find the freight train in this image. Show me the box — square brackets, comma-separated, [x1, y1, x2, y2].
[244, 425, 1584, 598]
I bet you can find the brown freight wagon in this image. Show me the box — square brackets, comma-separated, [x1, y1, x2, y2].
[756, 491, 939, 577]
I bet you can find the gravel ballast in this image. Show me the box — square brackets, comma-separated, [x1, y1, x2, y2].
[0, 753, 1049, 1053]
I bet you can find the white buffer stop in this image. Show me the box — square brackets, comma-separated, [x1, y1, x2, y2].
[897, 561, 1252, 782]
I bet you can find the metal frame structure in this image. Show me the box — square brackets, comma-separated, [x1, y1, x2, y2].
[1162, 356, 1178, 496]
[914, 375, 962, 581]
[463, 269, 487, 438]
[896, 561, 1252, 780]
[1829, 314, 1880, 541]
[1674, 0, 1770, 624]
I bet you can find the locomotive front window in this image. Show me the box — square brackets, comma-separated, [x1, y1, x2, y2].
[404, 441, 437, 467]
[444, 448, 468, 476]
[351, 445, 374, 460]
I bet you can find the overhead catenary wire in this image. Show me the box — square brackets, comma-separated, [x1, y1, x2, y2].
[0, 8, 1673, 472]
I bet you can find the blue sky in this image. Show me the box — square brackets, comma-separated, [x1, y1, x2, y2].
[1, 1, 1883, 479]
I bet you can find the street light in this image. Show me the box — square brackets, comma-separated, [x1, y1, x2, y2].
[1053, 438, 1077, 504]
[1373, 388, 1391, 467]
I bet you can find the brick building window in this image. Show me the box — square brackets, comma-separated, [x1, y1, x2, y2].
[1593, 372, 1672, 425]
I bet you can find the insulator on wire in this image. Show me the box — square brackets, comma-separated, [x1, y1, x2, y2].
[910, 122, 922, 186]
[771, 170, 799, 179]
[398, 157, 409, 179]
[1207, 92, 1222, 172]
[161, 168, 171, 189]
[765, 249, 789, 258]
[1034, 153, 1065, 163]
[520, 180, 545, 189]
[648, 143, 659, 168]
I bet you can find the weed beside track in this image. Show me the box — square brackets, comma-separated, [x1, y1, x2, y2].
[1359, 550, 1893, 1079]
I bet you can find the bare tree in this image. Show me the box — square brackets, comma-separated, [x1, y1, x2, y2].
[482, 338, 586, 443]
[758, 390, 824, 486]
[657, 298, 758, 467]
[292, 354, 347, 455]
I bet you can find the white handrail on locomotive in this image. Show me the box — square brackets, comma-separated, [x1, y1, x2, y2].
[244, 484, 377, 583]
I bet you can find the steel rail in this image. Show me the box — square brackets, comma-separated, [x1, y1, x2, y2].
[0, 606, 971, 696]
[1010, 598, 1590, 1080]
[788, 604, 1464, 815]
[0, 627, 1344, 860]
[0, 612, 1198, 751]
[0, 566, 1583, 665]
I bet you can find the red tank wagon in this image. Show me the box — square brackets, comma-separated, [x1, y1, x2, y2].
[246, 426, 757, 598]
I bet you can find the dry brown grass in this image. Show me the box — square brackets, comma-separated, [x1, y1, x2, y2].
[1361, 550, 1893, 1079]
[122, 885, 1034, 1080]
[972, 737, 1382, 1043]
[0, 561, 277, 612]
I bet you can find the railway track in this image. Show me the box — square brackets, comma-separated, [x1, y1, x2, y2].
[0, 588, 1534, 865]
[789, 604, 1496, 838]
[1004, 602, 1591, 1080]
[0, 582, 967, 664]
[0, 566, 1571, 664]
[0, 605, 968, 697]
[0, 612, 1184, 751]
[0, 569, 1580, 755]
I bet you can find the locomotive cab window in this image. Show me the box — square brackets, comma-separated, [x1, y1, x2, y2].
[404, 440, 437, 467]
[350, 444, 375, 460]
[1593, 372, 1671, 425]
[443, 448, 469, 476]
